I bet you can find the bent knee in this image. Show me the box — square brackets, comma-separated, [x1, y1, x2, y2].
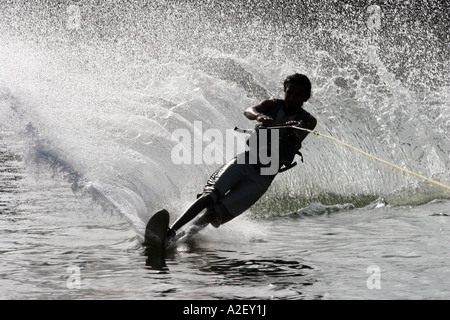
[206, 204, 237, 228]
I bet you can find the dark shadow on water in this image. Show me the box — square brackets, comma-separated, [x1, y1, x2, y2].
[153, 238, 315, 282]
[199, 254, 315, 285]
[143, 246, 168, 271]
[142, 238, 321, 298]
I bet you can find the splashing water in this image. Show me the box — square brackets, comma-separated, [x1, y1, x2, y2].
[1, 1, 449, 232]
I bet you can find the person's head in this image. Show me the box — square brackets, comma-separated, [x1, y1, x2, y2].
[283, 73, 311, 109]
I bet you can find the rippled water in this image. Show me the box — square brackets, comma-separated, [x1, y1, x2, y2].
[1, 139, 449, 299]
[2, 199, 450, 299]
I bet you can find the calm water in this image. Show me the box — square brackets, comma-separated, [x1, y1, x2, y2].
[1, 1, 449, 300]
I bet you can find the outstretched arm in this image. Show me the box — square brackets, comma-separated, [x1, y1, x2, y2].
[244, 100, 276, 126]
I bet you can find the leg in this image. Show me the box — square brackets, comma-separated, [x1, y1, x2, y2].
[188, 174, 272, 233]
[190, 207, 216, 233]
[207, 168, 273, 226]
[193, 203, 233, 229]
[172, 157, 243, 232]
[168, 156, 249, 241]
[170, 194, 214, 232]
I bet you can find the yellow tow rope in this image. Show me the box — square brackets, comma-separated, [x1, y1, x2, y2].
[268, 125, 450, 191]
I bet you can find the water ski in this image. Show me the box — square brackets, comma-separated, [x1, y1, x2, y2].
[143, 209, 170, 262]
[143, 208, 209, 254]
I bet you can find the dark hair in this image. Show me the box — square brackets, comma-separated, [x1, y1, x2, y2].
[283, 73, 312, 101]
